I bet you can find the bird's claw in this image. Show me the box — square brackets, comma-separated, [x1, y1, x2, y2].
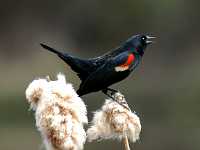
[102, 89, 130, 110]
[111, 92, 130, 110]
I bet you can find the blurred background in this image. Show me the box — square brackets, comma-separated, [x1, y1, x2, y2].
[0, 0, 200, 149]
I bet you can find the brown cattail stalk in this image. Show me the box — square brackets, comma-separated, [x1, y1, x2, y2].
[123, 135, 130, 150]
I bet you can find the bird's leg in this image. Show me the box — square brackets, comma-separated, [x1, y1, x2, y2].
[102, 88, 119, 100]
[102, 88, 129, 109]
[102, 89, 115, 100]
[106, 88, 119, 97]
[106, 87, 118, 93]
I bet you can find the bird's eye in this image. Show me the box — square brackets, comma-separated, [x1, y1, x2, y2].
[141, 37, 146, 41]
[141, 36, 146, 44]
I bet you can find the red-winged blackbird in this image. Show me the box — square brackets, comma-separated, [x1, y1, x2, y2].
[40, 34, 155, 97]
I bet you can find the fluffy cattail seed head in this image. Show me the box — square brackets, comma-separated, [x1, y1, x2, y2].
[87, 93, 141, 144]
[25, 78, 49, 110]
[26, 74, 88, 150]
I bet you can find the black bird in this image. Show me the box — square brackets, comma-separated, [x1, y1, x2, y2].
[40, 34, 155, 97]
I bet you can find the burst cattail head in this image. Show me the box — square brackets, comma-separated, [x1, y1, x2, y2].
[26, 73, 88, 150]
[87, 92, 141, 144]
[25, 78, 49, 110]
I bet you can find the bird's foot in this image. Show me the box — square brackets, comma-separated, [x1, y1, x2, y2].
[111, 92, 130, 110]
[102, 88, 118, 99]
[102, 88, 130, 110]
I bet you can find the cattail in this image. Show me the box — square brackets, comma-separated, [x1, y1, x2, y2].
[87, 92, 141, 148]
[26, 74, 88, 150]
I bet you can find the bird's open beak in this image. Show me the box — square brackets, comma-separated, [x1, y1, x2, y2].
[146, 36, 156, 44]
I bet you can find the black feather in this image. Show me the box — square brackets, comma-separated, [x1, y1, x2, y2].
[40, 43, 96, 81]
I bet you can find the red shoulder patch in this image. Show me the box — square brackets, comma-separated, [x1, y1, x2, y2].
[120, 54, 135, 67]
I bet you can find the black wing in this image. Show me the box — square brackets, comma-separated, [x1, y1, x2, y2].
[77, 52, 136, 96]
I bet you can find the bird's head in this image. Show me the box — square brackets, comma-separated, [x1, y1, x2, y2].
[124, 34, 155, 56]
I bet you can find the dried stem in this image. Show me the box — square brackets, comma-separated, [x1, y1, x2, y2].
[113, 92, 131, 150]
[123, 135, 130, 150]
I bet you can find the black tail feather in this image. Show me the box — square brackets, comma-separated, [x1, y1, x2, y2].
[40, 43, 71, 64]
[40, 43, 91, 81]
[40, 43, 64, 56]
